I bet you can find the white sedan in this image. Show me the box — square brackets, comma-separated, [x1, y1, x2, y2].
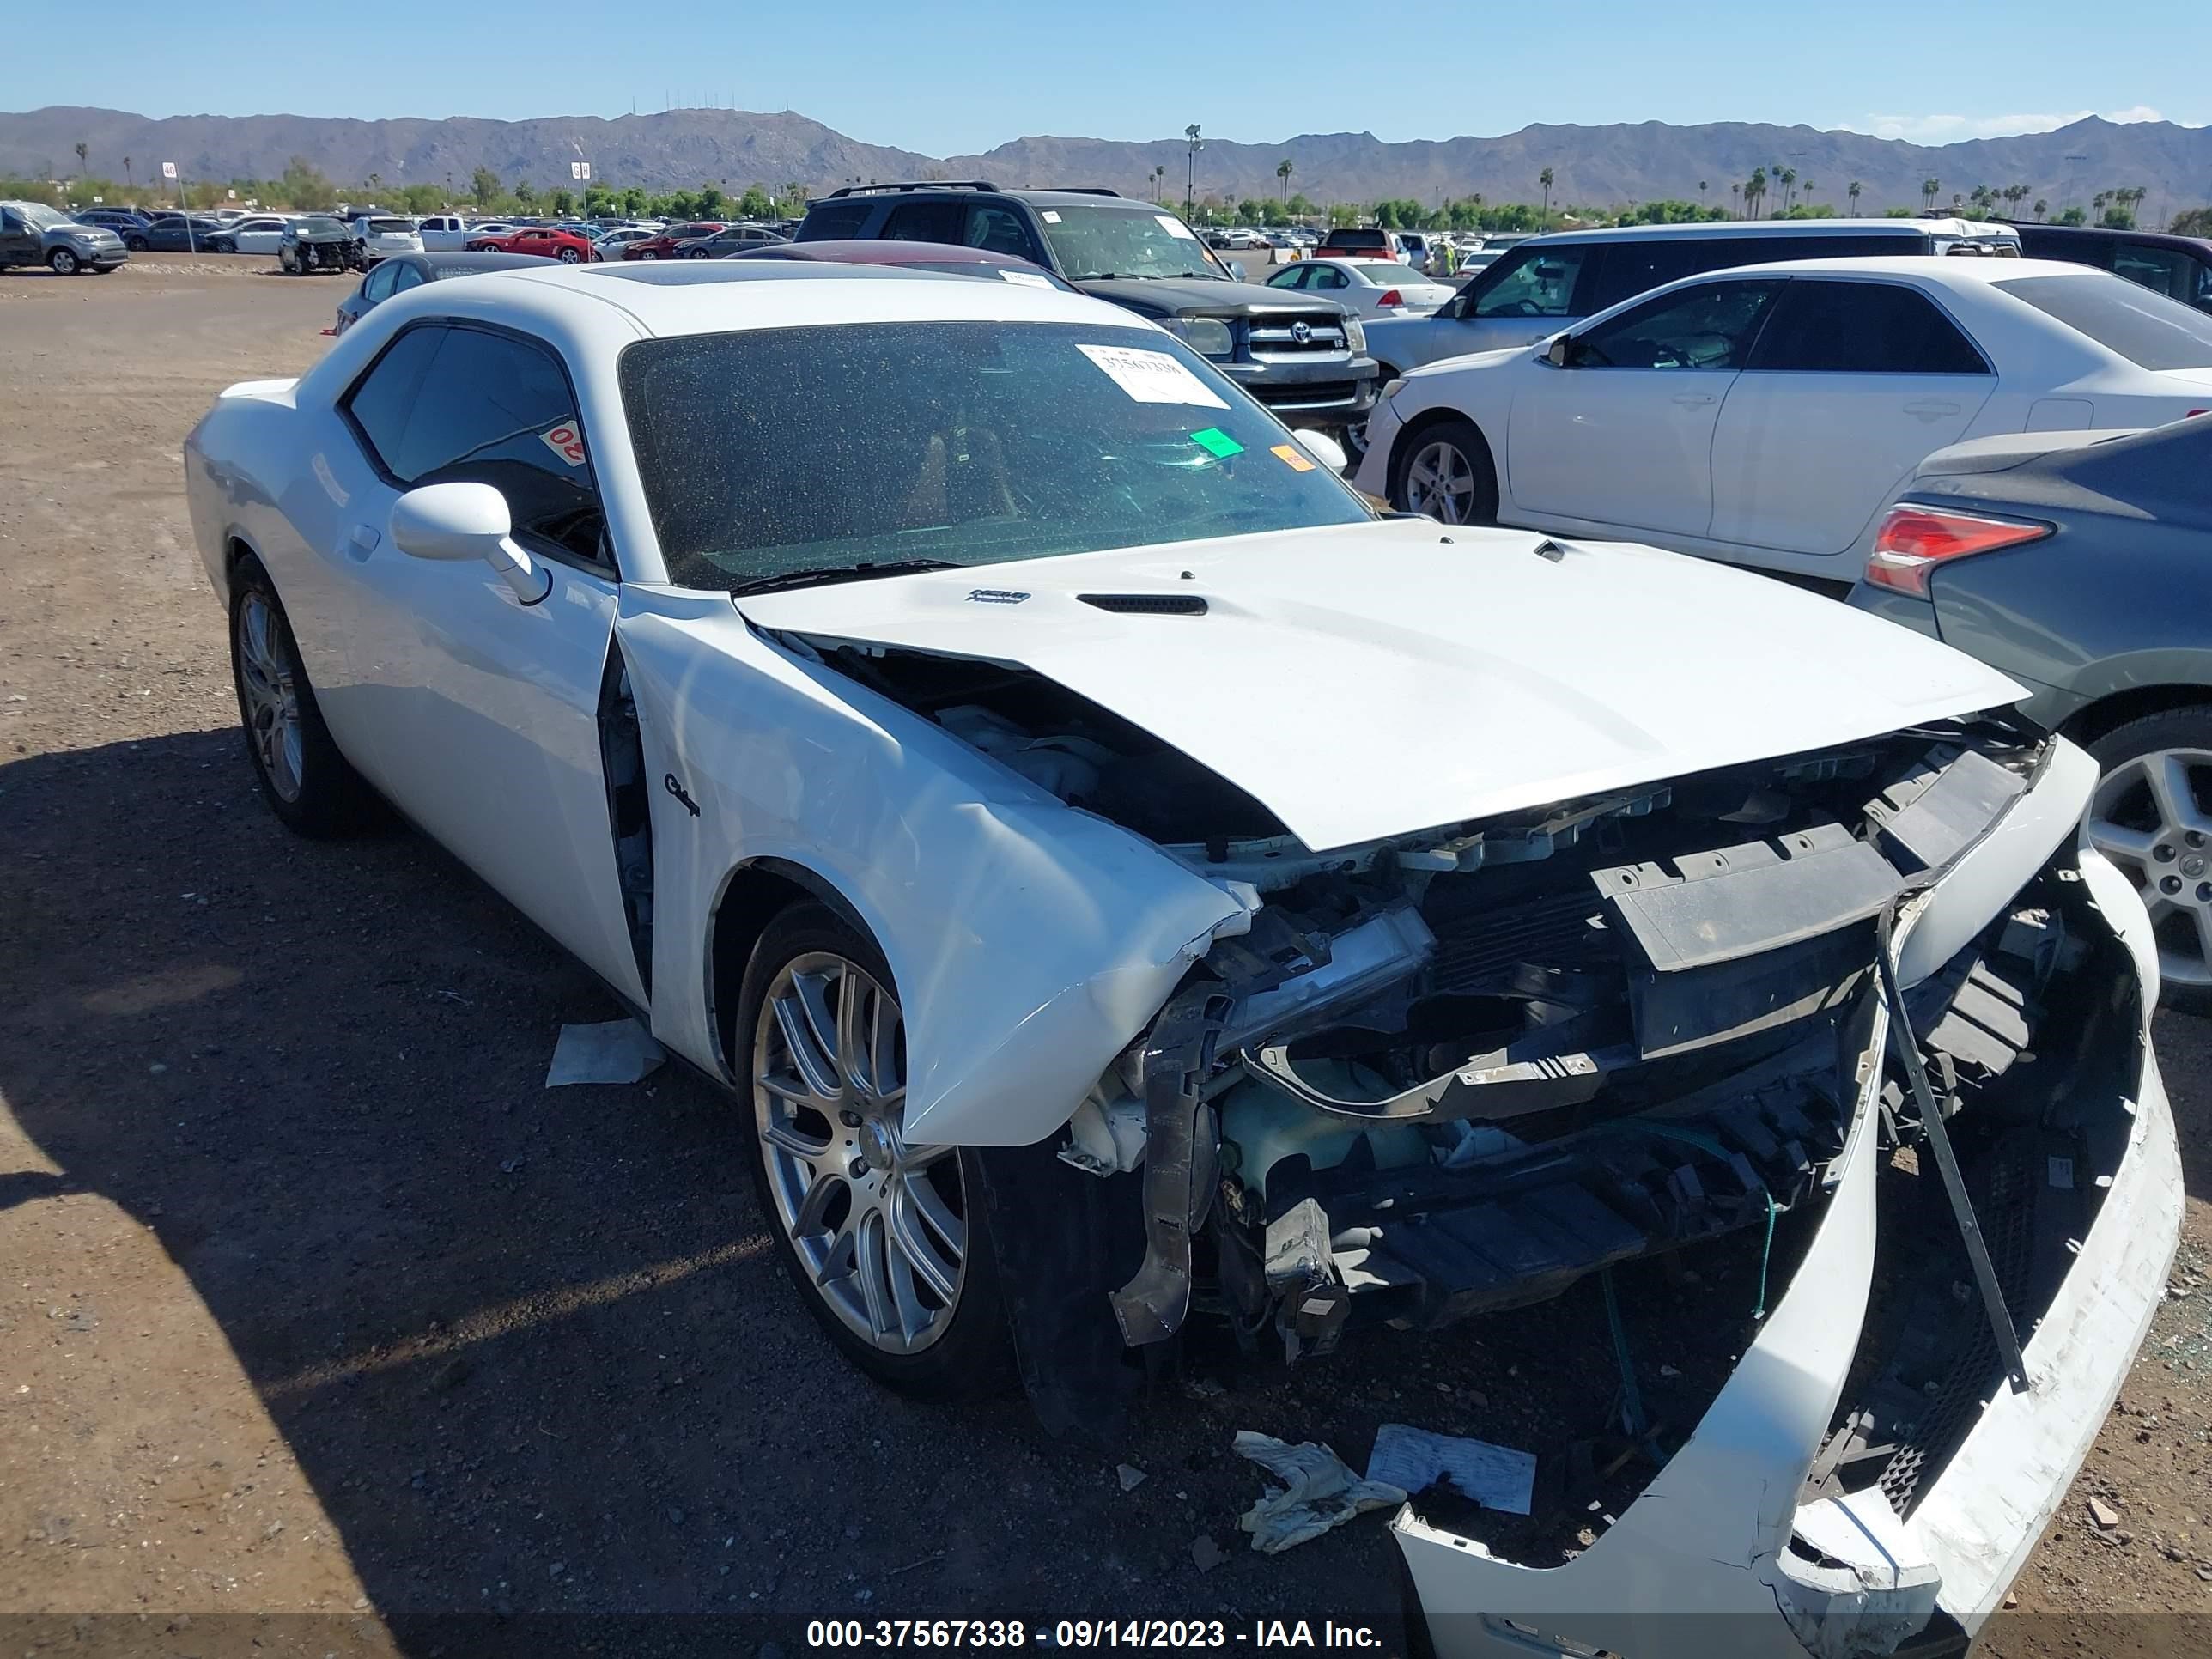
[1356, 256, 2212, 580]
[590, 227, 658, 260]
[184, 261, 2175, 1659]
[206, 214, 292, 254]
[1265, 255, 1455, 316]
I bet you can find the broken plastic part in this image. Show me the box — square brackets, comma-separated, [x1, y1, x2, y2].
[1109, 987, 1231, 1346]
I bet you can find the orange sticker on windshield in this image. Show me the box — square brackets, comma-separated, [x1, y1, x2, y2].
[1270, 443, 1316, 473]
[540, 422, 587, 467]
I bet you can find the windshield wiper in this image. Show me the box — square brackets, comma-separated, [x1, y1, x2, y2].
[726, 558, 960, 598]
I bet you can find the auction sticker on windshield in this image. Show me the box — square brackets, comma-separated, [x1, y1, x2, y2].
[1075, 344, 1229, 409]
[540, 422, 587, 466]
[1155, 215, 1199, 240]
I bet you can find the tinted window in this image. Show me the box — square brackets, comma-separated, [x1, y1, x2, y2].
[618, 320, 1370, 592]
[882, 200, 963, 243]
[345, 326, 605, 562]
[1996, 272, 2212, 369]
[1471, 245, 1589, 319]
[1571, 279, 1781, 369]
[1265, 265, 1307, 289]
[1747, 281, 1990, 374]
[2110, 243, 2212, 307]
[963, 204, 1036, 258]
[801, 200, 871, 240]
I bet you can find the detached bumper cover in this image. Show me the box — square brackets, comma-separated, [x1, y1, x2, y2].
[1400, 821, 2182, 1659]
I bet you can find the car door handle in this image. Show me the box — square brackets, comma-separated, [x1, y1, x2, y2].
[1905, 400, 1961, 420]
[1671, 392, 1717, 407]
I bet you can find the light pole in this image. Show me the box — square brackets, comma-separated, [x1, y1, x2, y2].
[1184, 125, 1203, 219]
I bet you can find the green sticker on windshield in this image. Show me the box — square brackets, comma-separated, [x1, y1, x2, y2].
[1189, 427, 1244, 458]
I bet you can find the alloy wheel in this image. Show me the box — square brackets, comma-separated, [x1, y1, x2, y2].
[751, 952, 967, 1353]
[1405, 438, 1476, 523]
[235, 591, 304, 803]
[2087, 746, 2212, 989]
[48, 248, 79, 275]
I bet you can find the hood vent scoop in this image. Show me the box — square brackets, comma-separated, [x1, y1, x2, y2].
[1078, 592, 1208, 617]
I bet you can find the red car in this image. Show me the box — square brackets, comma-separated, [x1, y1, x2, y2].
[465, 225, 592, 264]
[620, 222, 727, 260]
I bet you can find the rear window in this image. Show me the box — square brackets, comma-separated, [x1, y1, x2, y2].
[367, 218, 413, 234]
[800, 200, 872, 240]
[1352, 263, 1415, 283]
[1996, 272, 2212, 369]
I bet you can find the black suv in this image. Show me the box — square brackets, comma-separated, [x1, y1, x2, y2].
[798, 182, 1379, 435]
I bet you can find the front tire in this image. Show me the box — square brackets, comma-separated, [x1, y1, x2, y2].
[228, 559, 378, 838]
[2084, 708, 2212, 1016]
[738, 903, 1011, 1398]
[47, 247, 80, 275]
[1390, 416, 1498, 526]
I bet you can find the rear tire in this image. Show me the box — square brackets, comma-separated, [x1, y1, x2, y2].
[1390, 416, 1498, 526]
[228, 558, 380, 838]
[2084, 708, 2212, 1016]
[557, 246, 581, 264]
[737, 902, 1012, 1399]
[125, 234, 149, 251]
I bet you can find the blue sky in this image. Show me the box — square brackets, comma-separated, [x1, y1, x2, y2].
[20, 0, 2205, 155]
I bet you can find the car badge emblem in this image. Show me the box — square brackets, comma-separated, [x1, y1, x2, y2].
[1291, 321, 1312, 344]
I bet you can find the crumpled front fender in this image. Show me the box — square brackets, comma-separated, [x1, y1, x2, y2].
[614, 588, 1253, 1147]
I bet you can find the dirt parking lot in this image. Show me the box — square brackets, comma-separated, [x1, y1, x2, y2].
[1, 259, 2208, 1658]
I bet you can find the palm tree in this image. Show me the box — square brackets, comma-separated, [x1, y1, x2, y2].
[1276, 156, 1293, 209]
[1730, 181, 1741, 217]
[1183, 124, 1203, 218]
[1747, 167, 1767, 217]
[1539, 166, 1554, 228]
[123, 155, 132, 189]
[1151, 163, 1166, 204]
[73, 141, 88, 177]
[1779, 167, 1796, 211]
[1801, 178, 1816, 211]
[2033, 198, 2049, 222]
[1848, 179, 1862, 213]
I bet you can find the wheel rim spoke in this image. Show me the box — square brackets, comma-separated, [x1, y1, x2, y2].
[2087, 817, 2155, 867]
[752, 951, 963, 1354]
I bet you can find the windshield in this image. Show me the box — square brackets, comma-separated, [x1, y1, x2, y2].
[1996, 272, 2212, 369]
[20, 204, 71, 230]
[621, 320, 1369, 591]
[1035, 204, 1225, 281]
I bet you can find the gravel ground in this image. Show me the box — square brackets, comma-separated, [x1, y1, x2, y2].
[0, 262, 2206, 1658]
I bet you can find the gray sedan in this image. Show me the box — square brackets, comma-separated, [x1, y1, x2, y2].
[1850, 416, 2212, 1006]
[330, 250, 544, 336]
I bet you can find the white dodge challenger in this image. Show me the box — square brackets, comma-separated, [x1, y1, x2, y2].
[185, 261, 2180, 1657]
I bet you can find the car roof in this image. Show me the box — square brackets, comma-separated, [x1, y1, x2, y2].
[1691, 253, 2087, 287]
[820, 186, 1144, 210]
[489, 258, 1133, 337]
[1527, 216, 2014, 246]
[2017, 222, 2212, 254]
[418, 252, 545, 276]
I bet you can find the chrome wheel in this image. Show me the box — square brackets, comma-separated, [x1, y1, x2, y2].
[752, 953, 966, 1354]
[1405, 438, 1476, 522]
[235, 590, 304, 803]
[558, 246, 581, 263]
[2087, 746, 2212, 990]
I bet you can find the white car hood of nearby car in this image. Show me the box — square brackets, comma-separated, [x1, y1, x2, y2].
[736, 519, 2025, 852]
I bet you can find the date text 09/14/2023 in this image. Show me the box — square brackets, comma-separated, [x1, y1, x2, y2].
[805, 1620, 1385, 1650]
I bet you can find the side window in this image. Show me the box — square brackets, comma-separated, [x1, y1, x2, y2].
[963, 204, 1037, 258]
[1266, 264, 1309, 289]
[2112, 244, 2198, 303]
[361, 262, 399, 302]
[1472, 246, 1589, 319]
[389, 264, 427, 295]
[1310, 265, 1346, 289]
[800, 200, 870, 240]
[342, 325, 445, 469]
[0, 210, 21, 233]
[345, 326, 607, 564]
[1747, 281, 1990, 374]
[1570, 279, 1781, 370]
[882, 200, 963, 243]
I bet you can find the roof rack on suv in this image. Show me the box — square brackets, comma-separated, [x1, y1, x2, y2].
[825, 179, 1001, 198]
[1048, 187, 1123, 198]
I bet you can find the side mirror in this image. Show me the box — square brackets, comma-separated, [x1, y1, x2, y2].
[1291, 429, 1350, 474]
[1229, 259, 1249, 282]
[1546, 335, 1572, 368]
[389, 482, 550, 605]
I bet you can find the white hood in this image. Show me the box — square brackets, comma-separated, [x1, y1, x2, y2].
[737, 520, 2025, 852]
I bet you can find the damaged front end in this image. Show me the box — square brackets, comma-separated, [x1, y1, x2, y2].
[792, 628, 2176, 1657]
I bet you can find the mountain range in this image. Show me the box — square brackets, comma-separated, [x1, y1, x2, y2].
[5, 105, 2208, 217]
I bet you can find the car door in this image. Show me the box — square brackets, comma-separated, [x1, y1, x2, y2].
[320, 319, 647, 1002]
[0, 207, 37, 267]
[1708, 277, 1996, 562]
[1504, 276, 1781, 536]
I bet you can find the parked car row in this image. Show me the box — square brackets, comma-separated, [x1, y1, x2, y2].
[185, 251, 2184, 1659]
